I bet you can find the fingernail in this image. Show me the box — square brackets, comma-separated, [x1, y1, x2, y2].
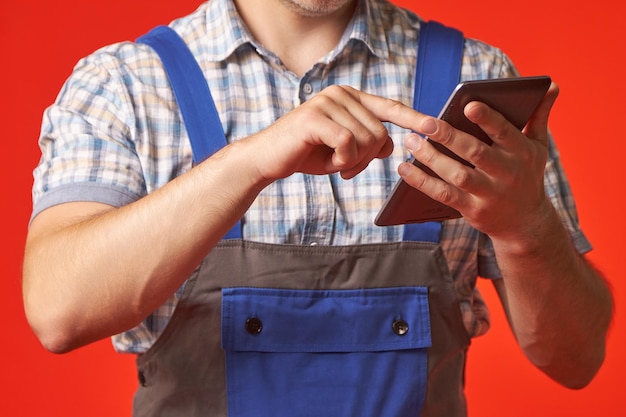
[422, 118, 437, 135]
[405, 134, 423, 152]
[398, 161, 411, 177]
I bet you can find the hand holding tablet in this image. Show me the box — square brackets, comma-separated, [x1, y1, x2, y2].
[375, 76, 552, 226]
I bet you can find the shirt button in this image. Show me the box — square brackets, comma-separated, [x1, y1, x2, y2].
[302, 83, 313, 95]
[245, 317, 263, 335]
[392, 319, 409, 336]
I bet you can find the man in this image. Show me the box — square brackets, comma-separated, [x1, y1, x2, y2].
[23, 0, 612, 416]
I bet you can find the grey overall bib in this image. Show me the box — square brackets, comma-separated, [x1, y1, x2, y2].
[133, 22, 470, 417]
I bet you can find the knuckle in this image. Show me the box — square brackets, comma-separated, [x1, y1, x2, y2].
[464, 204, 485, 222]
[417, 145, 437, 166]
[406, 169, 429, 190]
[492, 122, 515, 142]
[323, 84, 350, 98]
[448, 168, 471, 189]
[431, 182, 454, 204]
[354, 130, 376, 151]
[335, 127, 356, 145]
[467, 143, 487, 165]
[386, 97, 404, 110]
[432, 125, 455, 147]
[311, 93, 335, 108]
[324, 84, 343, 93]
[385, 98, 407, 117]
[371, 123, 389, 141]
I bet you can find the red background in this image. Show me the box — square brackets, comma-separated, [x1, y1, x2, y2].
[2, 0, 624, 415]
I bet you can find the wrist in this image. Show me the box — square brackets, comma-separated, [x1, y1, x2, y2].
[490, 198, 568, 258]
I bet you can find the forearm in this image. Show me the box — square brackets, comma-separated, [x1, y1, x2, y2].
[491, 201, 613, 388]
[24, 86, 409, 353]
[23, 140, 268, 353]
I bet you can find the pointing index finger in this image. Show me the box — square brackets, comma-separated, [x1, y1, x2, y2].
[352, 89, 431, 132]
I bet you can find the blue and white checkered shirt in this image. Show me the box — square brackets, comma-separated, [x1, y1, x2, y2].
[32, 0, 591, 353]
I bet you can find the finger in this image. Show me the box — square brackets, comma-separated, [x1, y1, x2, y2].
[345, 86, 432, 132]
[409, 115, 493, 170]
[351, 89, 498, 170]
[287, 101, 359, 169]
[338, 135, 394, 179]
[462, 100, 524, 153]
[303, 93, 365, 167]
[376, 135, 394, 159]
[313, 86, 394, 170]
[397, 158, 465, 209]
[405, 133, 487, 194]
[522, 82, 559, 142]
[462, 83, 559, 151]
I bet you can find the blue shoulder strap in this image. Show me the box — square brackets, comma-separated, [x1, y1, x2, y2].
[136, 21, 464, 243]
[137, 26, 242, 239]
[136, 26, 226, 166]
[414, 21, 464, 118]
[403, 20, 464, 243]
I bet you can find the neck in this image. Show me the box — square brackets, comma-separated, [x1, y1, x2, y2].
[233, 0, 357, 76]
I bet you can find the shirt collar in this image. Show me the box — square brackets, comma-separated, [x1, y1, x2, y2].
[202, 0, 256, 61]
[203, 0, 391, 62]
[343, 0, 391, 60]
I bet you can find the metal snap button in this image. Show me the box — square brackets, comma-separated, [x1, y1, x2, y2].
[392, 319, 409, 336]
[245, 317, 263, 335]
[138, 371, 147, 387]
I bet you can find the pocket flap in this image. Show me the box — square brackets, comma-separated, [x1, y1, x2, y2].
[221, 287, 431, 353]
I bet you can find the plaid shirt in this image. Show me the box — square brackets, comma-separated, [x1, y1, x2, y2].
[33, 0, 591, 353]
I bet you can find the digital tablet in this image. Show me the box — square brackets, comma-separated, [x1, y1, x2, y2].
[374, 76, 552, 226]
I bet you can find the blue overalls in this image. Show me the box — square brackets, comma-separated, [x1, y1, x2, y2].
[133, 22, 470, 417]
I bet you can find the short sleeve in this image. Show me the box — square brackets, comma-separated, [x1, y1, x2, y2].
[31, 45, 148, 221]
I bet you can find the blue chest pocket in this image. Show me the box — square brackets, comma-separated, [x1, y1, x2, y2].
[222, 287, 432, 417]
